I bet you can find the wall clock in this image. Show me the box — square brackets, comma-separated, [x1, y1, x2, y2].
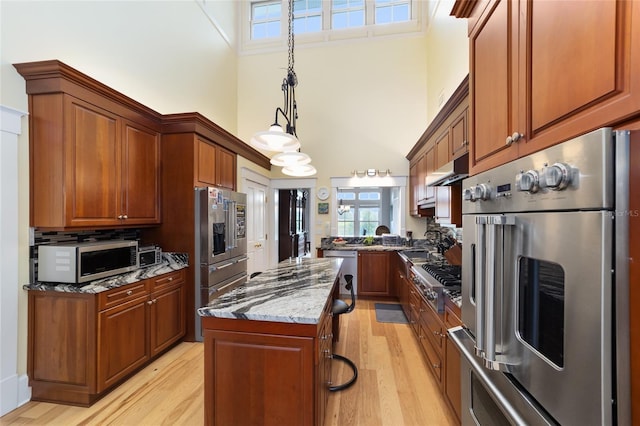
[317, 187, 330, 200]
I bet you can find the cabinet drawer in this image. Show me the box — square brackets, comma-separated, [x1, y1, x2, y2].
[151, 270, 184, 292]
[420, 302, 444, 353]
[99, 282, 148, 311]
[444, 305, 462, 329]
[419, 324, 442, 382]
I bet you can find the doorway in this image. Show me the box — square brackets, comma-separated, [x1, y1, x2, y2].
[278, 189, 310, 262]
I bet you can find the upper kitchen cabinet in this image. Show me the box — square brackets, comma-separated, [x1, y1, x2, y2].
[406, 76, 468, 225]
[15, 60, 162, 229]
[196, 138, 236, 190]
[455, 0, 640, 174]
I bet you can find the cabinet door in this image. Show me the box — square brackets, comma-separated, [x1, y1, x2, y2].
[28, 292, 96, 393]
[150, 282, 185, 357]
[216, 145, 236, 190]
[435, 130, 450, 169]
[520, 0, 640, 156]
[450, 107, 468, 159]
[409, 161, 419, 216]
[64, 96, 121, 227]
[97, 296, 149, 392]
[445, 336, 462, 421]
[204, 329, 315, 426]
[469, 0, 519, 174]
[424, 147, 435, 203]
[121, 120, 160, 224]
[358, 251, 390, 296]
[197, 138, 217, 186]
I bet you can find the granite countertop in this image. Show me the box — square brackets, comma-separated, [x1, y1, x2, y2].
[198, 257, 343, 324]
[24, 252, 189, 294]
[323, 244, 409, 251]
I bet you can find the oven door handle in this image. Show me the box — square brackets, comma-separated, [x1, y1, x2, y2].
[474, 216, 487, 358]
[484, 215, 515, 371]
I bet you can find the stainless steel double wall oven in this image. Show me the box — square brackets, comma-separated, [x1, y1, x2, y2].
[449, 128, 634, 425]
[194, 187, 247, 340]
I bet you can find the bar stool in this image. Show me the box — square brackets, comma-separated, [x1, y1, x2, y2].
[330, 274, 358, 391]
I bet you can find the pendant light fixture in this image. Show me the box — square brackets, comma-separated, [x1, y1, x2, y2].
[251, 0, 316, 176]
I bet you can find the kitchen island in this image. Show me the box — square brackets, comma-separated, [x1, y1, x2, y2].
[198, 257, 343, 426]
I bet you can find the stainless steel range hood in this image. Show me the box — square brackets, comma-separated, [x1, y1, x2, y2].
[426, 153, 469, 186]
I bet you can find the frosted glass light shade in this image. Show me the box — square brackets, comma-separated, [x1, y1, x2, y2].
[270, 151, 312, 167]
[250, 124, 301, 152]
[282, 163, 317, 177]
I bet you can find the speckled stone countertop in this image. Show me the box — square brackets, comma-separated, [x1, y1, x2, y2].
[198, 257, 343, 324]
[24, 252, 188, 293]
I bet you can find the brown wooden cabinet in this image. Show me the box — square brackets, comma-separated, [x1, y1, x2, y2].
[357, 251, 392, 297]
[450, 107, 468, 160]
[407, 78, 468, 220]
[27, 269, 186, 406]
[15, 61, 161, 229]
[464, 0, 640, 175]
[197, 138, 237, 190]
[201, 277, 337, 426]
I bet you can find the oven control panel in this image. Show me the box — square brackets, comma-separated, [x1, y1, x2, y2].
[462, 128, 615, 214]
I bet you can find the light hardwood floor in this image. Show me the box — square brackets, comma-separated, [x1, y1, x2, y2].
[1, 299, 457, 426]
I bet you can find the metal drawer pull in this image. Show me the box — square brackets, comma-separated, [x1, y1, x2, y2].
[126, 290, 133, 296]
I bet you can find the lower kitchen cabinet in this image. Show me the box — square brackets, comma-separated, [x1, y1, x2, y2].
[27, 269, 186, 406]
[395, 253, 462, 423]
[358, 251, 392, 297]
[201, 277, 337, 426]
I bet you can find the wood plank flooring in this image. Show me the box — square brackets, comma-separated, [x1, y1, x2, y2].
[1, 299, 457, 426]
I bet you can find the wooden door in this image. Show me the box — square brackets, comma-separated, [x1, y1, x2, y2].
[97, 296, 149, 392]
[357, 251, 390, 296]
[197, 139, 217, 186]
[435, 129, 450, 169]
[424, 147, 435, 204]
[409, 160, 419, 215]
[519, 0, 640, 156]
[216, 145, 236, 190]
[450, 107, 468, 159]
[121, 120, 160, 224]
[469, 0, 519, 174]
[149, 283, 185, 357]
[64, 96, 120, 227]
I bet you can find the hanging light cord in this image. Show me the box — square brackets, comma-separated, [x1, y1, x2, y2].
[275, 0, 298, 137]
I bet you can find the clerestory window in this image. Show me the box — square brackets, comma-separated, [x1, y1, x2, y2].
[250, 0, 413, 40]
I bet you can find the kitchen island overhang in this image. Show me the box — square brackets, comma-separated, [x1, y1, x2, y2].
[198, 257, 343, 426]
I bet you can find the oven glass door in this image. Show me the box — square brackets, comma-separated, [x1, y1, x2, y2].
[464, 210, 613, 426]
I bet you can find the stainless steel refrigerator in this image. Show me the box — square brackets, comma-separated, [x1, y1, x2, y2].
[194, 187, 247, 341]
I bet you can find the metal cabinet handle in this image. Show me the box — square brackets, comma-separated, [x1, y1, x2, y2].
[147, 300, 153, 305]
[126, 290, 133, 296]
[117, 215, 123, 220]
[433, 363, 441, 369]
[123, 214, 128, 220]
[168, 277, 173, 281]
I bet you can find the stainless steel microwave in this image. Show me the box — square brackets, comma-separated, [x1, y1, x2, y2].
[38, 240, 139, 283]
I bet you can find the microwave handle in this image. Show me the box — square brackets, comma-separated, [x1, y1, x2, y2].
[474, 216, 487, 358]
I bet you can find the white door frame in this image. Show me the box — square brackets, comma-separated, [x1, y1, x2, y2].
[1, 105, 29, 416]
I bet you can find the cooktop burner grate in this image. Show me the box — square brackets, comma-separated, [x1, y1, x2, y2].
[421, 263, 461, 287]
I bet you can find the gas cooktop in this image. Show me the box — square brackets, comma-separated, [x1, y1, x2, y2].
[421, 263, 461, 287]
